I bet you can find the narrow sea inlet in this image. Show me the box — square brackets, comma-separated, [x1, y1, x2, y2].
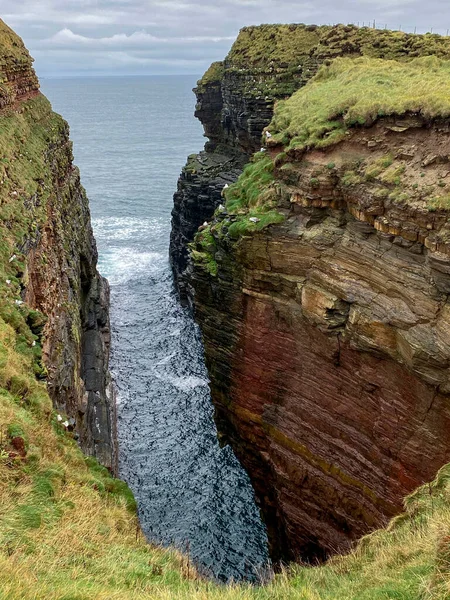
[41, 75, 268, 582]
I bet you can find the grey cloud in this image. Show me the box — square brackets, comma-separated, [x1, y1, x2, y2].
[1, 0, 449, 76]
[40, 28, 235, 48]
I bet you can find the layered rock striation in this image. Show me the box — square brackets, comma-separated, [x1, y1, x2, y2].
[170, 24, 450, 298]
[179, 39, 450, 563]
[0, 20, 115, 470]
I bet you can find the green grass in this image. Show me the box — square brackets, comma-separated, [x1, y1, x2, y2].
[428, 195, 450, 211]
[189, 154, 286, 271]
[227, 24, 325, 68]
[196, 23, 450, 101]
[226, 24, 450, 71]
[196, 61, 224, 92]
[225, 154, 275, 212]
[226, 210, 285, 239]
[268, 56, 450, 151]
[314, 24, 450, 62]
[0, 19, 35, 66]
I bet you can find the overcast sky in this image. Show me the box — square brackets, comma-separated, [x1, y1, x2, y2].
[2, 0, 449, 77]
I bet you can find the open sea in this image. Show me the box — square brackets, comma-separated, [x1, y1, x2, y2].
[40, 75, 269, 582]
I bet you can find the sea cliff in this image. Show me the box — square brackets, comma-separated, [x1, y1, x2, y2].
[176, 25, 450, 563]
[0, 19, 115, 469]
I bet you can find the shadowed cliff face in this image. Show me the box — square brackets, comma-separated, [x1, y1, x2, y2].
[0, 20, 115, 470]
[188, 115, 450, 562]
[170, 25, 325, 298]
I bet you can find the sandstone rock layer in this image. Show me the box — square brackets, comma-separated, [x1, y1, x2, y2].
[189, 118, 450, 562]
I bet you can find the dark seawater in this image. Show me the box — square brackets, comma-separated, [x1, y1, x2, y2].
[40, 76, 269, 582]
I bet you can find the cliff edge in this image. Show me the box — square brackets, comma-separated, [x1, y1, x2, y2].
[0, 19, 115, 470]
[170, 24, 450, 299]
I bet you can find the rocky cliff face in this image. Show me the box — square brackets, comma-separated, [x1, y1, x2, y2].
[0, 20, 115, 471]
[170, 25, 325, 297]
[177, 30, 450, 564]
[190, 120, 450, 561]
[170, 24, 450, 298]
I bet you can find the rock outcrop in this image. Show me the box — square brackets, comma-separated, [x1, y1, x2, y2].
[0, 20, 115, 471]
[170, 25, 325, 298]
[170, 24, 450, 298]
[175, 28, 450, 564]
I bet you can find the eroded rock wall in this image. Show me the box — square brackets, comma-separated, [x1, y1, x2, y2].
[188, 119, 450, 562]
[170, 25, 325, 297]
[0, 20, 116, 471]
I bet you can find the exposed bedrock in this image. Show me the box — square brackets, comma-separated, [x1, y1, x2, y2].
[0, 20, 116, 471]
[170, 21, 450, 295]
[25, 111, 116, 472]
[187, 119, 450, 562]
[170, 24, 326, 297]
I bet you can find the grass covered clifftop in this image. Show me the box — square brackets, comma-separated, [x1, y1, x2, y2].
[0, 19, 39, 108]
[0, 19, 34, 66]
[225, 24, 325, 68]
[225, 23, 450, 70]
[268, 56, 450, 150]
[196, 23, 450, 100]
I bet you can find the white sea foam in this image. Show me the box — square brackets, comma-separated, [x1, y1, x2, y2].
[169, 376, 209, 391]
[153, 370, 209, 391]
[114, 390, 128, 406]
[98, 247, 164, 285]
[92, 216, 164, 242]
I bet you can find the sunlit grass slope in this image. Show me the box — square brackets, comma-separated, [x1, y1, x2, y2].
[269, 56, 450, 150]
